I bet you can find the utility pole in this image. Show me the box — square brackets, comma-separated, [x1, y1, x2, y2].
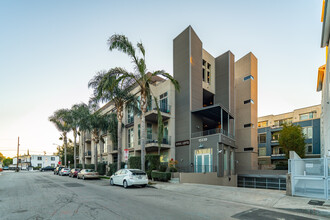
[16, 136, 19, 172]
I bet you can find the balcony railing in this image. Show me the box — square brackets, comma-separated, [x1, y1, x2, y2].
[84, 151, 91, 156]
[147, 100, 171, 114]
[191, 128, 234, 139]
[146, 136, 171, 145]
[128, 142, 134, 149]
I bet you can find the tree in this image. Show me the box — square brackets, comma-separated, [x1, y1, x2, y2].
[88, 70, 139, 170]
[279, 124, 306, 158]
[49, 109, 71, 167]
[3, 157, 13, 166]
[0, 152, 4, 162]
[108, 35, 180, 171]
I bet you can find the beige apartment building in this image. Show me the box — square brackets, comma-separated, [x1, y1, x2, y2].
[79, 76, 176, 166]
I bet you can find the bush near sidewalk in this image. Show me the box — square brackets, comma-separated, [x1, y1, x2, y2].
[107, 162, 125, 176]
[128, 155, 161, 179]
[151, 171, 171, 182]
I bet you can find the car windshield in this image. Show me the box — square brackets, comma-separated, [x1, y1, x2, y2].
[130, 170, 146, 175]
[85, 169, 94, 172]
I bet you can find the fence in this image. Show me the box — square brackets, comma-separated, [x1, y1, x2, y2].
[290, 157, 330, 199]
[238, 175, 286, 190]
[177, 165, 217, 173]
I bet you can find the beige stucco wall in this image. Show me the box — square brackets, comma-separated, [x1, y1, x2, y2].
[202, 49, 215, 94]
[179, 172, 237, 187]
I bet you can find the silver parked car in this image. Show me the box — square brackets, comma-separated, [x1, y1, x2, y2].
[59, 168, 70, 176]
[77, 169, 99, 180]
[110, 169, 148, 188]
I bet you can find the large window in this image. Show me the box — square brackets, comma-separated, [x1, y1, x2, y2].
[163, 122, 169, 144]
[37, 157, 42, 160]
[38, 163, 42, 167]
[160, 92, 169, 113]
[243, 75, 254, 81]
[138, 124, 141, 145]
[202, 68, 205, 81]
[147, 123, 152, 141]
[128, 128, 134, 148]
[299, 112, 315, 121]
[207, 71, 210, 83]
[258, 121, 268, 128]
[258, 133, 266, 144]
[258, 147, 267, 156]
[127, 108, 134, 124]
[274, 118, 292, 127]
[302, 126, 313, 139]
[271, 132, 280, 142]
[51, 157, 55, 161]
[272, 147, 284, 155]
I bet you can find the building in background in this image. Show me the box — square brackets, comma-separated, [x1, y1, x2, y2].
[257, 105, 321, 166]
[235, 52, 258, 171]
[13, 155, 59, 169]
[174, 26, 236, 183]
[318, 0, 330, 157]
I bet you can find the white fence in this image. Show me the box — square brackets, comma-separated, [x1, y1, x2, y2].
[290, 157, 330, 199]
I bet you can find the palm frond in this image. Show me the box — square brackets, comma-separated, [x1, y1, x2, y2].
[108, 34, 138, 65]
[152, 70, 180, 92]
[137, 41, 145, 58]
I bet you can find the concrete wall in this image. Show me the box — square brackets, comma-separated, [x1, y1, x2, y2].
[179, 172, 237, 187]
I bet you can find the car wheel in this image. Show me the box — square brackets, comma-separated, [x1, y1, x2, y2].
[83, 175, 85, 180]
[110, 179, 114, 186]
[141, 184, 147, 188]
[123, 180, 128, 188]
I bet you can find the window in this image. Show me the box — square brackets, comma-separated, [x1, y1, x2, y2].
[230, 151, 234, 173]
[271, 132, 280, 142]
[224, 150, 227, 172]
[244, 99, 254, 104]
[207, 63, 211, 69]
[259, 147, 267, 156]
[202, 68, 205, 81]
[244, 123, 254, 128]
[243, 75, 254, 81]
[37, 163, 42, 167]
[128, 128, 134, 148]
[147, 123, 152, 141]
[258, 133, 266, 143]
[306, 145, 313, 154]
[163, 122, 169, 144]
[138, 124, 141, 145]
[104, 136, 108, 153]
[302, 127, 313, 139]
[37, 157, 42, 160]
[127, 108, 134, 124]
[160, 92, 169, 113]
[274, 118, 292, 127]
[244, 147, 253, 151]
[299, 112, 315, 121]
[202, 59, 206, 66]
[207, 71, 210, 83]
[258, 121, 268, 128]
[51, 157, 55, 161]
[272, 147, 284, 155]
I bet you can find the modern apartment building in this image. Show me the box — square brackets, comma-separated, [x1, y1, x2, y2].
[79, 76, 176, 166]
[257, 105, 321, 165]
[318, 0, 330, 157]
[173, 26, 236, 179]
[235, 52, 258, 171]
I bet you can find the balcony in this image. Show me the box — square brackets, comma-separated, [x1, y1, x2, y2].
[191, 128, 234, 140]
[145, 101, 171, 123]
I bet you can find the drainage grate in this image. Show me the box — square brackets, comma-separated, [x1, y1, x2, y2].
[63, 183, 84, 187]
[232, 208, 314, 220]
[308, 200, 325, 206]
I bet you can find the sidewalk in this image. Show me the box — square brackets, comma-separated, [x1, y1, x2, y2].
[151, 182, 330, 218]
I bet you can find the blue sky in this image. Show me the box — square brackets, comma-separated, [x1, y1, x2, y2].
[0, 0, 324, 157]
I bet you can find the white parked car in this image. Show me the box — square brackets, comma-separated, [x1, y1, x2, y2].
[110, 169, 148, 188]
[59, 168, 70, 176]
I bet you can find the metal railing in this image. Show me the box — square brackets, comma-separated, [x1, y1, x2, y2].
[238, 176, 286, 190]
[191, 128, 234, 139]
[177, 165, 217, 173]
[84, 151, 91, 156]
[147, 100, 171, 114]
[146, 136, 171, 145]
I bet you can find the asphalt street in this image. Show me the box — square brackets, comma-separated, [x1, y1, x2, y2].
[0, 171, 322, 220]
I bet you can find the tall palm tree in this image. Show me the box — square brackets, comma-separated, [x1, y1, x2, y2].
[88, 70, 139, 170]
[49, 109, 71, 167]
[70, 103, 90, 169]
[108, 34, 180, 171]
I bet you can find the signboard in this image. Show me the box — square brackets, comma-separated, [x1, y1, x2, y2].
[306, 163, 313, 168]
[175, 140, 190, 147]
[124, 149, 129, 161]
[58, 161, 61, 165]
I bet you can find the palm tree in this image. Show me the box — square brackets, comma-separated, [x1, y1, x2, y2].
[70, 103, 90, 169]
[49, 109, 71, 167]
[88, 70, 139, 170]
[108, 34, 180, 171]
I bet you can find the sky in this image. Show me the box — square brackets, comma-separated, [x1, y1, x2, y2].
[0, 0, 324, 157]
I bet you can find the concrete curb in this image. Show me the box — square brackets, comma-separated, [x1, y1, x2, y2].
[278, 208, 330, 218]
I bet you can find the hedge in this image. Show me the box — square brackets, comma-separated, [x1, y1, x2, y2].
[107, 162, 126, 176]
[97, 163, 107, 175]
[128, 156, 141, 169]
[128, 155, 160, 178]
[151, 171, 171, 182]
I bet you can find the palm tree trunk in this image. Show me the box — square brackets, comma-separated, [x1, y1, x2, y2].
[82, 132, 85, 169]
[94, 135, 98, 172]
[117, 118, 122, 170]
[73, 129, 77, 169]
[141, 109, 146, 172]
[64, 133, 67, 167]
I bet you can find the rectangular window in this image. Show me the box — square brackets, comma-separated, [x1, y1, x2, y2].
[202, 68, 205, 81]
[138, 125, 141, 145]
[259, 147, 267, 156]
[299, 112, 315, 121]
[51, 157, 55, 161]
[243, 75, 254, 81]
[272, 147, 284, 155]
[37, 163, 42, 167]
[244, 99, 254, 104]
[127, 108, 134, 124]
[202, 59, 206, 66]
[207, 63, 211, 69]
[147, 123, 152, 141]
[51, 164, 55, 168]
[104, 136, 108, 153]
[305, 145, 313, 154]
[274, 118, 292, 127]
[160, 92, 169, 113]
[258, 133, 266, 143]
[224, 150, 227, 172]
[302, 126, 313, 139]
[128, 128, 134, 148]
[207, 71, 210, 83]
[37, 157, 42, 160]
[271, 132, 280, 142]
[258, 121, 268, 128]
[230, 151, 234, 173]
[244, 123, 254, 128]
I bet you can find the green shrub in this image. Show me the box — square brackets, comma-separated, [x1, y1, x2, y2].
[107, 162, 125, 176]
[159, 165, 167, 172]
[97, 163, 107, 175]
[274, 162, 288, 170]
[146, 155, 160, 178]
[34, 166, 41, 170]
[151, 171, 171, 182]
[129, 156, 141, 169]
[77, 164, 83, 169]
[169, 167, 177, 172]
